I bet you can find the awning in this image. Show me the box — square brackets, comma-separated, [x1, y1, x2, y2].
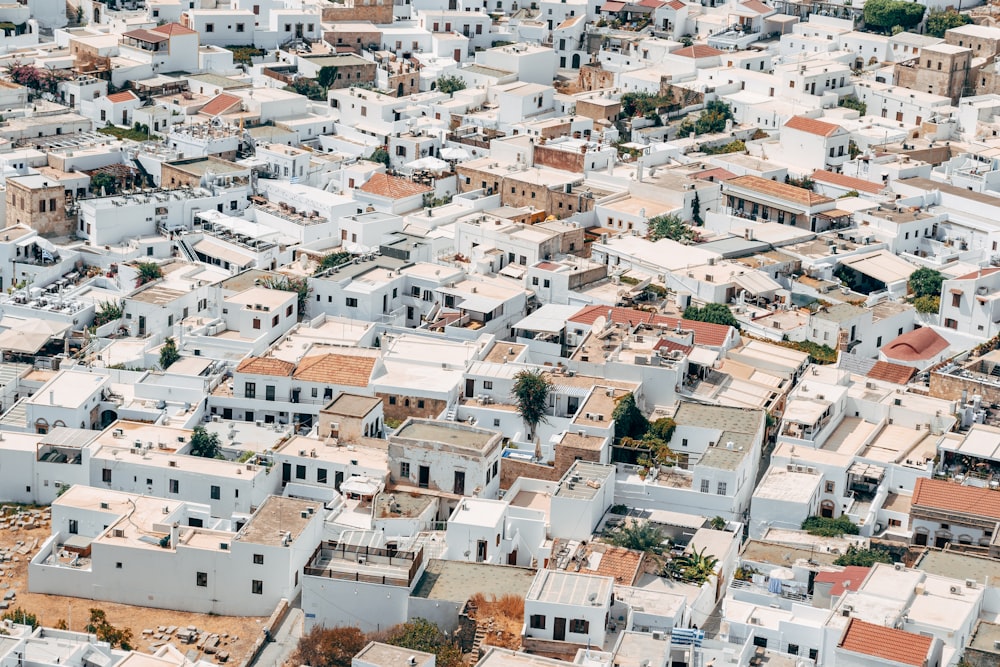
[847, 461, 885, 480]
[0, 319, 70, 354]
[340, 476, 384, 497]
[193, 238, 254, 268]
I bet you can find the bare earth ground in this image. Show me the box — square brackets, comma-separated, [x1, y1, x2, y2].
[0, 506, 266, 664]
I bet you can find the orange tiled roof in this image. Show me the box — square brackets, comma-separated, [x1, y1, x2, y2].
[814, 566, 869, 597]
[912, 477, 1000, 522]
[881, 327, 948, 362]
[955, 266, 1000, 281]
[152, 22, 198, 36]
[740, 0, 774, 14]
[812, 169, 884, 194]
[359, 173, 432, 199]
[200, 93, 242, 117]
[106, 91, 139, 104]
[725, 175, 834, 207]
[693, 167, 738, 182]
[666, 0, 686, 8]
[550, 540, 643, 585]
[236, 356, 295, 377]
[784, 115, 843, 137]
[122, 28, 168, 43]
[293, 352, 376, 386]
[671, 44, 724, 59]
[838, 618, 932, 666]
[569, 305, 734, 347]
[866, 361, 915, 385]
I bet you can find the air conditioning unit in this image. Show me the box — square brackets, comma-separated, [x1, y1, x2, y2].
[651, 631, 663, 640]
[893, 562, 904, 571]
[113, 429, 124, 438]
[949, 585, 962, 595]
[966, 578, 977, 588]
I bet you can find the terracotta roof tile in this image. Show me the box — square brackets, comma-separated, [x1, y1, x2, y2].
[671, 44, 724, 59]
[955, 266, 1000, 281]
[106, 91, 139, 104]
[912, 477, 1000, 522]
[814, 566, 869, 597]
[693, 167, 738, 182]
[638, 0, 666, 7]
[740, 0, 774, 14]
[724, 175, 834, 208]
[237, 356, 296, 377]
[601, 1, 626, 10]
[838, 618, 932, 666]
[122, 28, 168, 43]
[667, 0, 686, 8]
[200, 93, 242, 117]
[652, 338, 694, 355]
[866, 361, 915, 385]
[812, 169, 884, 194]
[152, 22, 197, 36]
[293, 352, 377, 386]
[549, 540, 643, 585]
[569, 305, 734, 347]
[784, 115, 843, 138]
[881, 327, 949, 362]
[359, 173, 432, 199]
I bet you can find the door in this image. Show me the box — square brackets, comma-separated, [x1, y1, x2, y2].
[476, 539, 487, 562]
[419, 465, 430, 488]
[138, 315, 146, 336]
[454, 470, 465, 495]
[454, 48, 462, 62]
[335, 471, 344, 491]
[553, 618, 566, 641]
[572, 53, 580, 68]
[281, 463, 291, 483]
[915, 532, 928, 546]
[508, 550, 518, 565]
[397, 83, 404, 97]
[465, 379, 475, 397]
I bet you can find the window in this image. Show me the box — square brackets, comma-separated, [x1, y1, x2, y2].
[317, 468, 327, 484]
[952, 293, 962, 308]
[287, 305, 294, 317]
[787, 644, 799, 656]
[68, 519, 78, 534]
[102, 468, 112, 483]
[808, 650, 818, 661]
[265, 385, 275, 402]
[570, 619, 589, 634]
[945, 318, 958, 329]
[717, 481, 727, 495]
[245, 382, 256, 399]
[700, 479, 710, 493]
[825, 481, 835, 494]
[417, 399, 425, 409]
[529, 615, 546, 629]
[236, 23, 245, 32]
[272, 315, 279, 327]
[940, 523, 950, 530]
[196, 572, 208, 587]
[346, 297, 358, 307]
[483, 381, 493, 390]
[888, 518, 902, 528]
[253, 554, 264, 564]
[169, 479, 179, 494]
[205, 23, 214, 32]
[296, 465, 306, 480]
[116, 562, 123, 569]
[251, 580, 263, 595]
[210, 485, 221, 500]
[753, 637, 768, 648]
[400, 462, 410, 479]
[252, 318, 261, 330]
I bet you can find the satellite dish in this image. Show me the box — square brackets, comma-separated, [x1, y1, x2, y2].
[591, 316, 607, 335]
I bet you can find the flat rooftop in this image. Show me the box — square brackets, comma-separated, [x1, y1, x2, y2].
[915, 550, 1000, 587]
[411, 559, 537, 601]
[354, 643, 434, 667]
[555, 461, 613, 501]
[323, 392, 382, 418]
[393, 419, 496, 450]
[236, 496, 320, 546]
[526, 569, 613, 606]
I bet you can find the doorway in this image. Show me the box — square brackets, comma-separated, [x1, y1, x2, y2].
[419, 465, 430, 488]
[553, 618, 566, 641]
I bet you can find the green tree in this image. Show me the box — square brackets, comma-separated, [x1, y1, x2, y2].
[833, 545, 894, 567]
[134, 261, 163, 287]
[285, 77, 327, 101]
[315, 251, 352, 275]
[511, 369, 551, 439]
[913, 294, 940, 314]
[908, 267, 945, 298]
[188, 425, 222, 459]
[605, 519, 664, 554]
[683, 303, 739, 328]
[672, 545, 719, 584]
[926, 9, 971, 37]
[94, 300, 123, 326]
[159, 337, 180, 370]
[863, 0, 925, 33]
[384, 619, 463, 667]
[261, 275, 310, 319]
[2, 608, 38, 629]
[369, 147, 390, 167]
[802, 515, 860, 537]
[436, 75, 467, 95]
[677, 100, 733, 137]
[85, 609, 133, 650]
[612, 392, 648, 441]
[839, 96, 867, 115]
[317, 66, 339, 90]
[700, 139, 746, 155]
[292, 626, 367, 667]
[709, 516, 727, 530]
[91, 172, 117, 195]
[691, 192, 702, 224]
[648, 213, 698, 243]
[646, 417, 677, 442]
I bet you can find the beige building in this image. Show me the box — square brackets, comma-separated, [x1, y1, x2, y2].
[5, 174, 73, 236]
[893, 43, 972, 103]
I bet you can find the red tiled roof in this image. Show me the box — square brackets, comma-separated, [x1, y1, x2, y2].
[812, 169, 884, 194]
[122, 28, 169, 43]
[784, 115, 843, 137]
[601, 0, 626, 9]
[955, 266, 1000, 281]
[236, 356, 295, 377]
[359, 173, 432, 199]
[667, 0, 686, 8]
[569, 305, 734, 347]
[199, 93, 242, 117]
[652, 338, 694, 355]
[912, 477, 1000, 522]
[693, 167, 738, 182]
[881, 327, 948, 362]
[293, 352, 376, 386]
[152, 22, 197, 36]
[814, 566, 869, 597]
[638, 0, 666, 7]
[549, 540, 643, 585]
[866, 361, 915, 385]
[725, 175, 834, 207]
[740, 0, 774, 13]
[671, 44, 724, 59]
[838, 618, 932, 667]
[535, 261, 560, 271]
[106, 91, 139, 104]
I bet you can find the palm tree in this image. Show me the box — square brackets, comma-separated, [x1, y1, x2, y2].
[511, 369, 551, 440]
[676, 545, 719, 585]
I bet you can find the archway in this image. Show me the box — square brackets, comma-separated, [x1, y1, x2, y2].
[397, 82, 404, 97]
[571, 53, 581, 69]
[100, 410, 118, 429]
[820, 500, 835, 519]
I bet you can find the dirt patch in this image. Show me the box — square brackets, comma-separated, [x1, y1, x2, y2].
[0, 505, 266, 664]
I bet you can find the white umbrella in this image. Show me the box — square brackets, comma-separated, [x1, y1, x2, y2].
[405, 156, 449, 172]
[440, 146, 470, 160]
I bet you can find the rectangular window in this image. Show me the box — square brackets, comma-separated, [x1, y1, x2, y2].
[317, 468, 328, 484]
[570, 619, 589, 634]
[245, 382, 256, 399]
[169, 479, 179, 494]
[529, 615, 546, 629]
[296, 465, 306, 480]
[717, 482, 727, 495]
[205, 23, 214, 32]
[265, 385, 275, 401]
[210, 485, 220, 500]
[251, 580, 263, 594]
[952, 293, 961, 308]
[400, 462, 410, 479]
[253, 554, 264, 564]
[102, 468, 112, 483]
[196, 572, 208, 587]
[68, 519, 78, 534]
[787, 644, 799, 656]
[825, 481, 835, 494]
[346, 297, 358, 307]
[252, 318, 261, 329]
[483, 381, 493, 390]
[700, 479, 710, 493]
[236, 23, 245, 32]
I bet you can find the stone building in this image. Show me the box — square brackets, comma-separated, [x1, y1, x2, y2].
[893, 43, 973, 103]
[5, 174, 73, 236]
[320, 0, 392, 25]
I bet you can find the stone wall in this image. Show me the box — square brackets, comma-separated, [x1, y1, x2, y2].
[321, 0, 392, 25]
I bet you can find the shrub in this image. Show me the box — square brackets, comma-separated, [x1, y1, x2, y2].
[913, 295, 940, 314]
[802, 515, 860, 537]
